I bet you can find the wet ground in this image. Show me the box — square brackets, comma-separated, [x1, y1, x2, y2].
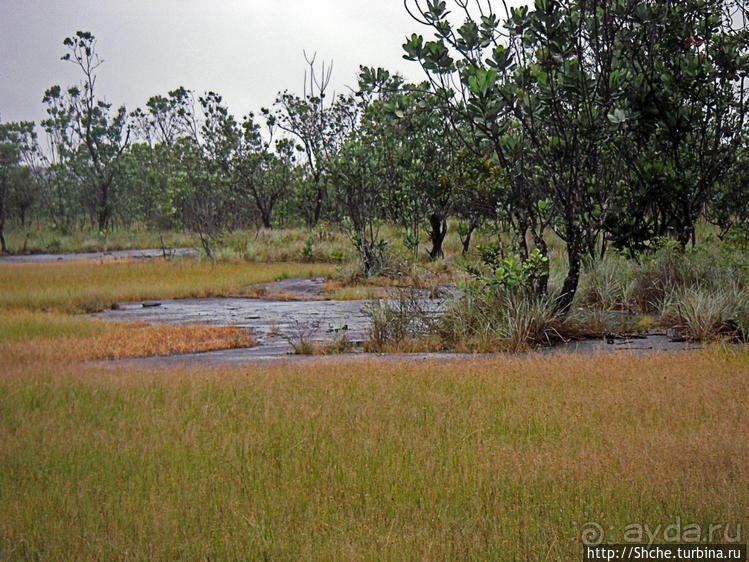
[98, 295, 377, 358]
[0, 247, 705, 365]
[107, 335, 703, 369]
[94, 276, 702, 367]
[0, 247, 198, 263]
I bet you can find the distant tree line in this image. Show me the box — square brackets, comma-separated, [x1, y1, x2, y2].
[0, 0, 747, 307]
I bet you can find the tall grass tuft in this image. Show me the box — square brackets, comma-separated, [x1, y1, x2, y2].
[626, 245, 742, 313]
[666, 282, 749, 341]
[440, 284, 564, 351]
[365, 289, 439, 352]
[576, 255, 632, 311]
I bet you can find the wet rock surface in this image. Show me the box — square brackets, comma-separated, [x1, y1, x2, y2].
[97, 296, 376, 357]
[0, 247, 198, 263]
[95, 292, 702, 367]
[255, 277, 328, 299]
[545, 334, 701, 355]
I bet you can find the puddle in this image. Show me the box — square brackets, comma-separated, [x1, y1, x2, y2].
[541, 334, 701, 355]
[0, 247, 198, 264]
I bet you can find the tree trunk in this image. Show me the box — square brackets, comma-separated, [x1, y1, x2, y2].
[428, 213, 447, 260]
[532, 235, 550, 298]
[97, 207, 109, 231]
[0, 191, 6, 253]
[460, 221, 477, 255]
[97, 175, 115, 231]
[313, 178, 325, 226]
[557, 235, 582, 315]
[261, 212, 272, 229]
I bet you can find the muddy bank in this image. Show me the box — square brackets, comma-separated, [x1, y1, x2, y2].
[0, 247, 198, 264]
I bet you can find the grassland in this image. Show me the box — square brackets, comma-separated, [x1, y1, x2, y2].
[1, 228, 746, 559]
[0, 349, 747, 560]
[3, 227, 198, 256]
[2, 224, 494, 263]
[0, 259, 335, 361]
[0, 260, 337, 313]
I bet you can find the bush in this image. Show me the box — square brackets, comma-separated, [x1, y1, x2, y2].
[626, 245, 734, 313]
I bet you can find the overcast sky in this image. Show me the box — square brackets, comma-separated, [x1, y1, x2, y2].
[0, 0, 472, 126]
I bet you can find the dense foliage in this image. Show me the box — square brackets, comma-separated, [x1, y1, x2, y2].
[1, 1, 747, 306]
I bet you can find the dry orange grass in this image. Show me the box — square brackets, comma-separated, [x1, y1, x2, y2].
[0, 348, 746, 559]
[1, 319, 253, 363]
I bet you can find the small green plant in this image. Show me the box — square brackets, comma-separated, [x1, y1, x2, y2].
[302, 236, 314, 260]
[476, 241, 504, 270]
[403, 230, 419, 257]
[485, 249, 549, 295]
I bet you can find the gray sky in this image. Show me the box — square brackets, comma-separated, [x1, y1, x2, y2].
[0, 0, 434, 125]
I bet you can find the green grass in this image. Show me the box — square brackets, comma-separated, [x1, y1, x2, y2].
[0, 310, 104, 342]
[4, 227, 198, 255]
[0, 349, 746, 559]
[3, 223, 509, 264]
[0, 260, 337, 313]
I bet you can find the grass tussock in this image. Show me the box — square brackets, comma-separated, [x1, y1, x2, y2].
[440, 286, 566, 352]
[572, 243, 748, 341]
[0, 260, 337, 312]
[0, 349, 746, 559]
[664, 283, 749, 342]
[0, 311, 254, 362]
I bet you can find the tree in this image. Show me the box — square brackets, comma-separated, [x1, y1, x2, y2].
[403, 0, 748, 311]
[606, 0, 749, 250]
[268, 53, 358, 226]
[124, 87, 201, 230]
[447, 149, 508, 255]
[0, 122, 40, 253]
[358, 68, 458, 259]
[43, 31, 130, 231]
[237, 135, 296, 229]
[131, 87, 199, 149]
[330, 134, 389, 276]
[404, 0, 628, 309]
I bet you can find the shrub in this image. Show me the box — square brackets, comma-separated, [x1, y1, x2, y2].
[626, 245, 732, 313]
[576, 254, 632, 311]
